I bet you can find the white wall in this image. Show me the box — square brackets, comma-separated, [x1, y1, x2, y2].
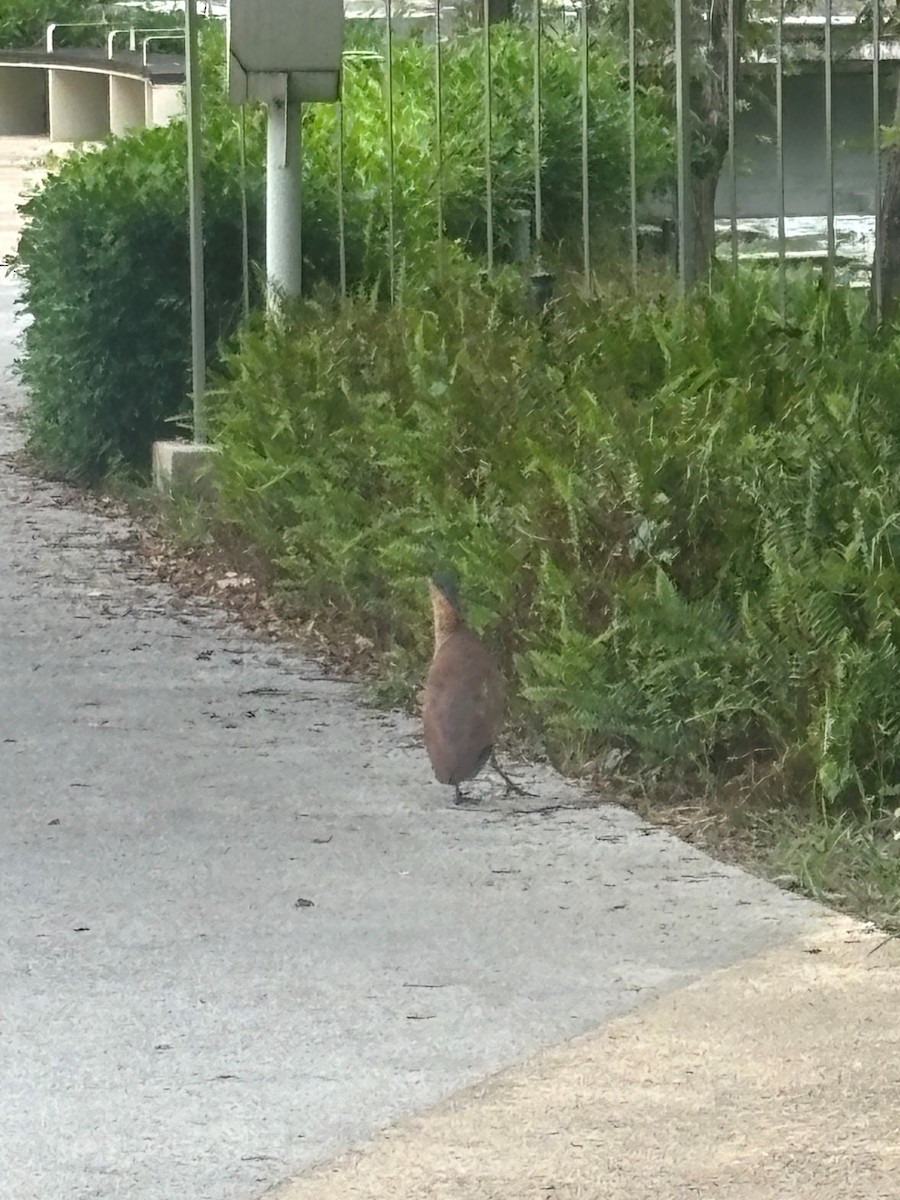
[110, 75, 146, 137]
[718, 67, 898, 219]
[48, 69, 109, 142]
[146, 83, 184, 128]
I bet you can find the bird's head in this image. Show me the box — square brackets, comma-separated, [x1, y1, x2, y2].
[428, 571, 465, 644]
[430, 571, 462, 609]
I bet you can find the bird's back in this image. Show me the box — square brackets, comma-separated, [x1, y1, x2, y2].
[423, 627, 504, 786]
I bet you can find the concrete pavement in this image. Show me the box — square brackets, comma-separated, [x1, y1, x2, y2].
[273, 916, 900, 1200]
[1, 137, 889, 1200]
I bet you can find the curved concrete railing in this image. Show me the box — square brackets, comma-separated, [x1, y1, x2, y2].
[0, 45, 185, 142]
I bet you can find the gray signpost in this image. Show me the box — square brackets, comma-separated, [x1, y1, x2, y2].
[227, 0, 344, 306]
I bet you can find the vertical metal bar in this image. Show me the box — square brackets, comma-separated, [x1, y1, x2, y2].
[533, 0, 543, 247]
[873, 0, 882, 323]
[727, 0, 738, 269]
[580, 0, 590, 289]
[386, 0, 396, 302]
[674, 0, 693, 290]
[483, 0, 494, 270]
[824, 0, 835, 277]
[775, 0, 786, 307]
[337, 98, 347, 298]
[238, 106, 250, 320]
[628, 0, 638, 284]
[184, 0, 206, 442]
[435, 0, 444, 249]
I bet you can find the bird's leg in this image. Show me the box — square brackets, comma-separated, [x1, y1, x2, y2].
[490, 752, 536, 797]
[454, 783, 463, 804]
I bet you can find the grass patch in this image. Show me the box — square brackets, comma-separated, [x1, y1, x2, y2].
[755, 808, 900, 931]
[620, 772, 900, 932]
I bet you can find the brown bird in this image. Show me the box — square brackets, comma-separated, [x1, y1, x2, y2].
[422, 573, 524, 803]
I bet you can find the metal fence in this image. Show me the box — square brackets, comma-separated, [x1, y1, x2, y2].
[326, 0, 897, 306]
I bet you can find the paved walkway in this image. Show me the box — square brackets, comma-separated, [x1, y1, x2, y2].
[274, 917, 900, 1200]
[1, 137, 896, 1200]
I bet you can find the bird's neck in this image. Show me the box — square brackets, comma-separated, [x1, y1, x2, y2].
[431, 593, 464, 651]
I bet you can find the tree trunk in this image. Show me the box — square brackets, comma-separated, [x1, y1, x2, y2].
[688, 172, 720, 282]
[870, 82, 900, 326]
[686, 0, 747, 283]
[462, 0, 514, 21]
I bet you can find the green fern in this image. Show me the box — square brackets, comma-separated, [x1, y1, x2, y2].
[209, 265, 900, 814]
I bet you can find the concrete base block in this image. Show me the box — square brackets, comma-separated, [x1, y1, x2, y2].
[152, 440, 220, 499]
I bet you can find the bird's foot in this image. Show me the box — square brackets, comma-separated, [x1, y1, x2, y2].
[490, 753, 537, 798]
[453, 784, 480, 807]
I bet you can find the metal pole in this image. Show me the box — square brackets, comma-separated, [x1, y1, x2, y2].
[727, 0, 738, 269]
[266, 90, 303, 304]
[184, 0, 206, 443]
[628, 0, 638, 284]
[824, 0, 835, 278]
[580, 0, 590, 289]
[338, 99, 347, 298]
[873, 0, 882, 322]
[238, 106, 250, 320]
[533, 0, 543, 247]
[674, 0, 694, 290]
[143, 33, 182, 66]
[483, 0, 494, 270]
[775, 0, 786, 308]
[386, 0, 396, 301]
[435, 0, 445, 249]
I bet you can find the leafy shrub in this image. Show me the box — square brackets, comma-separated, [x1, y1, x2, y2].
[208, 266, 900, 815]
[0, 1, 181, 50]
[11, 17, 668, 481]
[302, 22, 672, 281]
[0, 0, 97, 48]
[11, 104, 263, 480]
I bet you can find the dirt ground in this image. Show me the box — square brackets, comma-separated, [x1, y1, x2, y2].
[274, 913, 900, 1200]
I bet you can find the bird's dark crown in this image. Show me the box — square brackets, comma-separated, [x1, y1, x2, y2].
[430, 571, 463, 613]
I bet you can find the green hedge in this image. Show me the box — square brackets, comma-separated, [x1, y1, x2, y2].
[208, 267, 900, 814]
[12, 114, 261, 481]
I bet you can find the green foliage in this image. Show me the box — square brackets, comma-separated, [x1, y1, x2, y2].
[0, 0, 96, 48]
[11, 99, 262, 480]
[758, 807, 900, 930]
[208, 266, 900, 815]
[301, 23, 672, 280]
[0, 1, 181, 50]
[11, 18, 667, 481]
